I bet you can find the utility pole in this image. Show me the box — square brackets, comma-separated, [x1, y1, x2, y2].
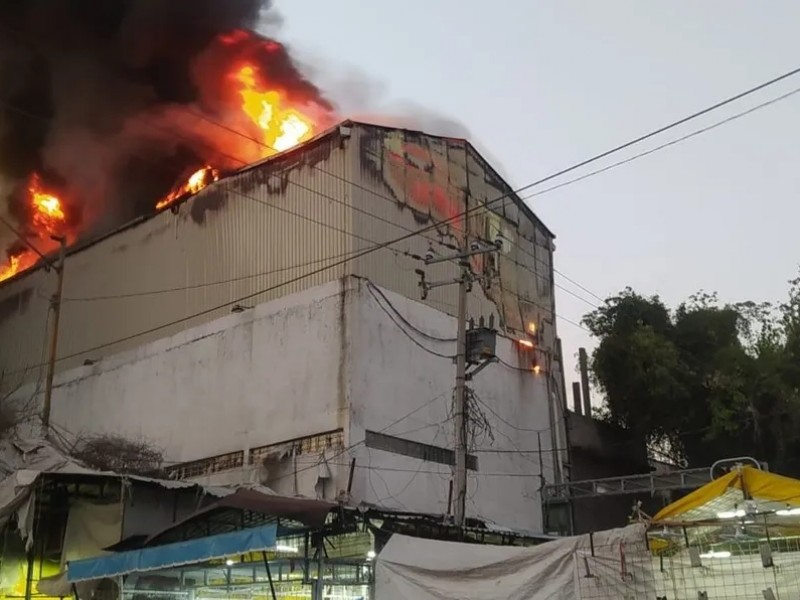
[0, 217, 62, 436]
[416, 226, 502, 530]
[453, 249, 470, 528]
[41, 236, 66, 435]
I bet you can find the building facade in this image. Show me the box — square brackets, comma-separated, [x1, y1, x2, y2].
[0, 121, 557, 383]
[0, 121, 565, 532]
[11, 278, 563, 532]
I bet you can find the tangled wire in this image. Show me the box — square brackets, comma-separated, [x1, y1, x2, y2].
[71, 434, 164, 476]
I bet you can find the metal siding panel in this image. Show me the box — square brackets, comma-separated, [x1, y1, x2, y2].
[349, 125, 556, 338]
[0, 268, 52, 390]
[351, 125, 466, 316]
[0, 136, 353, 381]
[0, 124, 557, 390]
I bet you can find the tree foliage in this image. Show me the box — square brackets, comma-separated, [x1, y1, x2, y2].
[583, 275, 800, 474]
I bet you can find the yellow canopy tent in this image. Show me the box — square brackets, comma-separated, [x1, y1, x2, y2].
[642, 468, 800, 599]
[652, 466, 800, 525]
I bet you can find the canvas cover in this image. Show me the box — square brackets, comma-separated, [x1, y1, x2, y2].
[68, 523, 278, 581]
[652, 465, 800, 523]
[375, 524, 651, 600]
[0, 437, 233, 548]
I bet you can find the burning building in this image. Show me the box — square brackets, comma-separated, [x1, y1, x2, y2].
[0, 120, 566, 532]
[0, 0, 335, 284]
[0, 120, 559, 383]
[0, 0, 567, 534]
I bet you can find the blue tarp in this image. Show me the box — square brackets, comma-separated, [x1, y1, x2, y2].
[67, 524, 278, 582]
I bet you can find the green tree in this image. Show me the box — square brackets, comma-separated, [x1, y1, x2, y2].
[583, 274, 800, 474]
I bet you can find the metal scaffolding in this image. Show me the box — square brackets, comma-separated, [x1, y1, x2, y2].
[542, 468, 714, 502]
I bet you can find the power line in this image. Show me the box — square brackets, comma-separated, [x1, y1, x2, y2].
[555, 269, 606, 304]
[245, 392, 450, 486]
[62, 248, 375, 302]
[474, 448, 569, 454]
[9, 66, 800, 369]
[511, 65, 800, 199]
[492, 78, 800, 306]
[0, 23, 461, 272]
[480, 238, 604, 310]
[0, 215, 53, 268]
[496, 355, 540, 374]
[3, 28, 797, 315]
[470, 393, 553, 434]
[328, 462, 562, 479]
[365, 282, 456, 359]
[181, 101, 609, 312]
[184, 61, 800, 238]
[365, 280, 457, 342]
[520, 84, 800, 204]
[0, 101, 456, 267]
[483, 280, 589, 332]
[63, 231, 593, 334]
[493, 85, 800, 313]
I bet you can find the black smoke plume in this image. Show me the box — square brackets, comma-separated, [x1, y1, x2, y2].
[0, 0, 333, 244]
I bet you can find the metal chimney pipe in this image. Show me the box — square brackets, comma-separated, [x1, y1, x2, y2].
[579, 348, 592, 417]
[572, 382, 582, 415]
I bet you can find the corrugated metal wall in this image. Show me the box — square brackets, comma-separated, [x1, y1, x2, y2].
[0, 123, 560, 394]
[0, 131, 353, 382]
[349, 123, 566, 481]
[350, 123, 556, 342]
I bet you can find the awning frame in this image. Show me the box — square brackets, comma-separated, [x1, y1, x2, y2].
[68, 523, 277, 582]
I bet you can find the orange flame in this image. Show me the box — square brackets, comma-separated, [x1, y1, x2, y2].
[0, 175, 69, 284]
[30, 175, 67, 236]
[0, 254, 22, 283]
[234, 64, 314, 153]
[153, 60, 319, 211]
[156, 166, 220, 211]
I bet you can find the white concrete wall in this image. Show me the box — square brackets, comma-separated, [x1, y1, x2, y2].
[346, 279, 556, 533]
[13, 279, 351, 499]
[13, 276, 560, 532]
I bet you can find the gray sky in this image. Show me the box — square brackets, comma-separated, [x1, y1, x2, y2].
[278, 0, 800, 393]
[3, 2, 797, 399]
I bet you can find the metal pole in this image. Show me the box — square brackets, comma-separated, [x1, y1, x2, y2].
[41, 236, 66, 435]
[23, 548, 34, 600]
[261, 551, 278, 600]
[578, 347, 592, 417]
[453, 251, 469, 529]
[537, 432, 545, 486]
[572, 382, 583, 415]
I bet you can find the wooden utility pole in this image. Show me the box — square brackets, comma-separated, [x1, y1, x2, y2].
[41, 236, 66, 435]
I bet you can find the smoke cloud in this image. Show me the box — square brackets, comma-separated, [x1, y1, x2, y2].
[0, 1, 511, 272]
[293, 48, 513, 183]
[0, 0, 333, 244]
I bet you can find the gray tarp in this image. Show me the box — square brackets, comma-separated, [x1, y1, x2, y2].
[375, 524, 651, 600]
[0, 437, 234, 548]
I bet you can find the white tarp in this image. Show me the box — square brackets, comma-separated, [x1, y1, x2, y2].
[60, 500, 124, 566]
[375, 524, 650, 600]
[37, 500, 124, 597]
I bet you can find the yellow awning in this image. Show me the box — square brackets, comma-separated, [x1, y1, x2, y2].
[652, 466, 800, 523]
